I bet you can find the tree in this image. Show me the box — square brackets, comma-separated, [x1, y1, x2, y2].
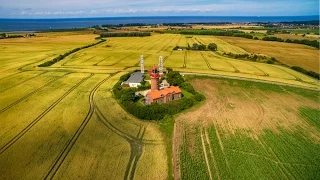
[0, 33, 6, 39]
[166, 67, 173, 72]
[120, 88, 136, 102]
[166, 71, 184, 86]
[208, 43, 218, 51]
[192, 43, 199, 50]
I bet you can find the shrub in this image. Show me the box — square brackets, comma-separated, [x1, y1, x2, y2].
[194, 93, 205, 101]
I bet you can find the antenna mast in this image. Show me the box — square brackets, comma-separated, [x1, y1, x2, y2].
[158, 56, 163, 75]
[140, 55, 144, 73]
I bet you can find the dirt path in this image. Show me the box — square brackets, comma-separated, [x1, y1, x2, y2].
[204, 128, 221, 180]
[200, 128, 213, 180]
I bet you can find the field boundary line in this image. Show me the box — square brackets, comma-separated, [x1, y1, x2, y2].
[204, 128, 221, 180]
[180, 72, 319, 90]
[43, 73, 113, 179]
[200, 127, 213, 180]
[0, 73, 69, 114]
[0, 71, 48, 93]
[0, 73, 93, 154]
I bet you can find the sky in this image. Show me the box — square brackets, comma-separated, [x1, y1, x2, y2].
[0, 0, 319, 18]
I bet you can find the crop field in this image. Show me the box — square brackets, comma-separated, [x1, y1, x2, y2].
[174, 77, 320, 180]
[217, 36, 320, 73]
[0, 33, 168, 179]
[45, 33, 319, 88]
[0, 31, 319, 179]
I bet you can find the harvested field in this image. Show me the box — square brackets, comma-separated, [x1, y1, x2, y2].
[216, 36, 320, 72]
[174, 77, 320, 179]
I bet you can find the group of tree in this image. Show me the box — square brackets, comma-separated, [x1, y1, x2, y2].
[291, 66, 320, 80]
[167, 29, 255, 39]
[113, 69, 205, 120]
[38, 39, 106, 67]
[102, 23, 148, 28]
[262, 36, 319, 49]
[100, 32, 151, 37]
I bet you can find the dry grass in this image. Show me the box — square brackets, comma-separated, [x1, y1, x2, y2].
[216, 36, 320, 72]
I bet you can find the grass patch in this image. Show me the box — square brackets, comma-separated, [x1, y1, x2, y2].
[299, 106, 320, 129]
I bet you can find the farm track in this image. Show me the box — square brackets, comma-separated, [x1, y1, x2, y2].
[0, 73, 93, 154]
[108, 53, 136, 66]
[0, 73, 69, 115]
[43, 73, 112, 179]
[200, 128, 214, 180]
[135, 36, 163, 50]
[204, 128, 221, 180]
[183, 51, 187, 68]
[212, 123, 230, 170]
[0, 71, 48, 93]
[200, 52, 214, 70]
[134, 54, 151, 67]
[163, 51, 173, 64]
[250, 64, 269, 76]
[273, 66, 302, 81]
[0, 71, 24, 81]
[165, 35, 181, 51]
[94, 54, 115, 66]
[157, 35, 178, 53]
[210, 52, 240, 72]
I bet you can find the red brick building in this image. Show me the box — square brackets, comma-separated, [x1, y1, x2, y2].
[146, 65, 182, 104]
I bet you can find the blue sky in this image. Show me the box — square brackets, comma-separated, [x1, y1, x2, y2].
[0, 0, 319, 18]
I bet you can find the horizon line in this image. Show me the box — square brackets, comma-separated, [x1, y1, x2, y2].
[0, 15, 319, 20]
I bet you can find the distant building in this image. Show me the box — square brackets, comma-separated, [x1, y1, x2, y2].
[121, 72, 144, 88]
[145, 65, 181, 104]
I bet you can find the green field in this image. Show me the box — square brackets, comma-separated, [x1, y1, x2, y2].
[175, 77, 320, 180]
[0, 31, 319, 179]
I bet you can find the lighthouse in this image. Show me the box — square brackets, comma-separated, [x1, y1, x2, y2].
[150, 65, 160, 91]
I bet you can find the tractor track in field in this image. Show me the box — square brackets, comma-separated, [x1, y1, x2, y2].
[108, 53, 136, 66]
[212, 123, 231, 170]
[0, 73, 93, 155]
[209, 52, 240, 73]
[204, 128, 221, 180]
[0, 71, 48, 93]
[135, 36, 163, 51]
[94, 54, 115, 66]
[250, 64, 269, 76]
[43, 73, 112, 180]
[183, 51, 187, 68]
[162, 51, 173, 64]
[200, 52, 214, 70]
[157, 35, 178, 53]
[200, 128, 213, 180]
[0, 71, 24, 81]
[44, 72, 159, 180]
[165, 35, 181, 51]
[0, 73, 70, 115]
[134, 54, 151, 67]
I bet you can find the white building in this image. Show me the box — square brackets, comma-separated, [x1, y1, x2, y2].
[121, 72, 144, 88]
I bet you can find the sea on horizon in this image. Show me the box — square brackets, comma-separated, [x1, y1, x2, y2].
[0, 15, 318, 32]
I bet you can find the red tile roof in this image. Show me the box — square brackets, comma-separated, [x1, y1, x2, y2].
[147, 86, 181, 100]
